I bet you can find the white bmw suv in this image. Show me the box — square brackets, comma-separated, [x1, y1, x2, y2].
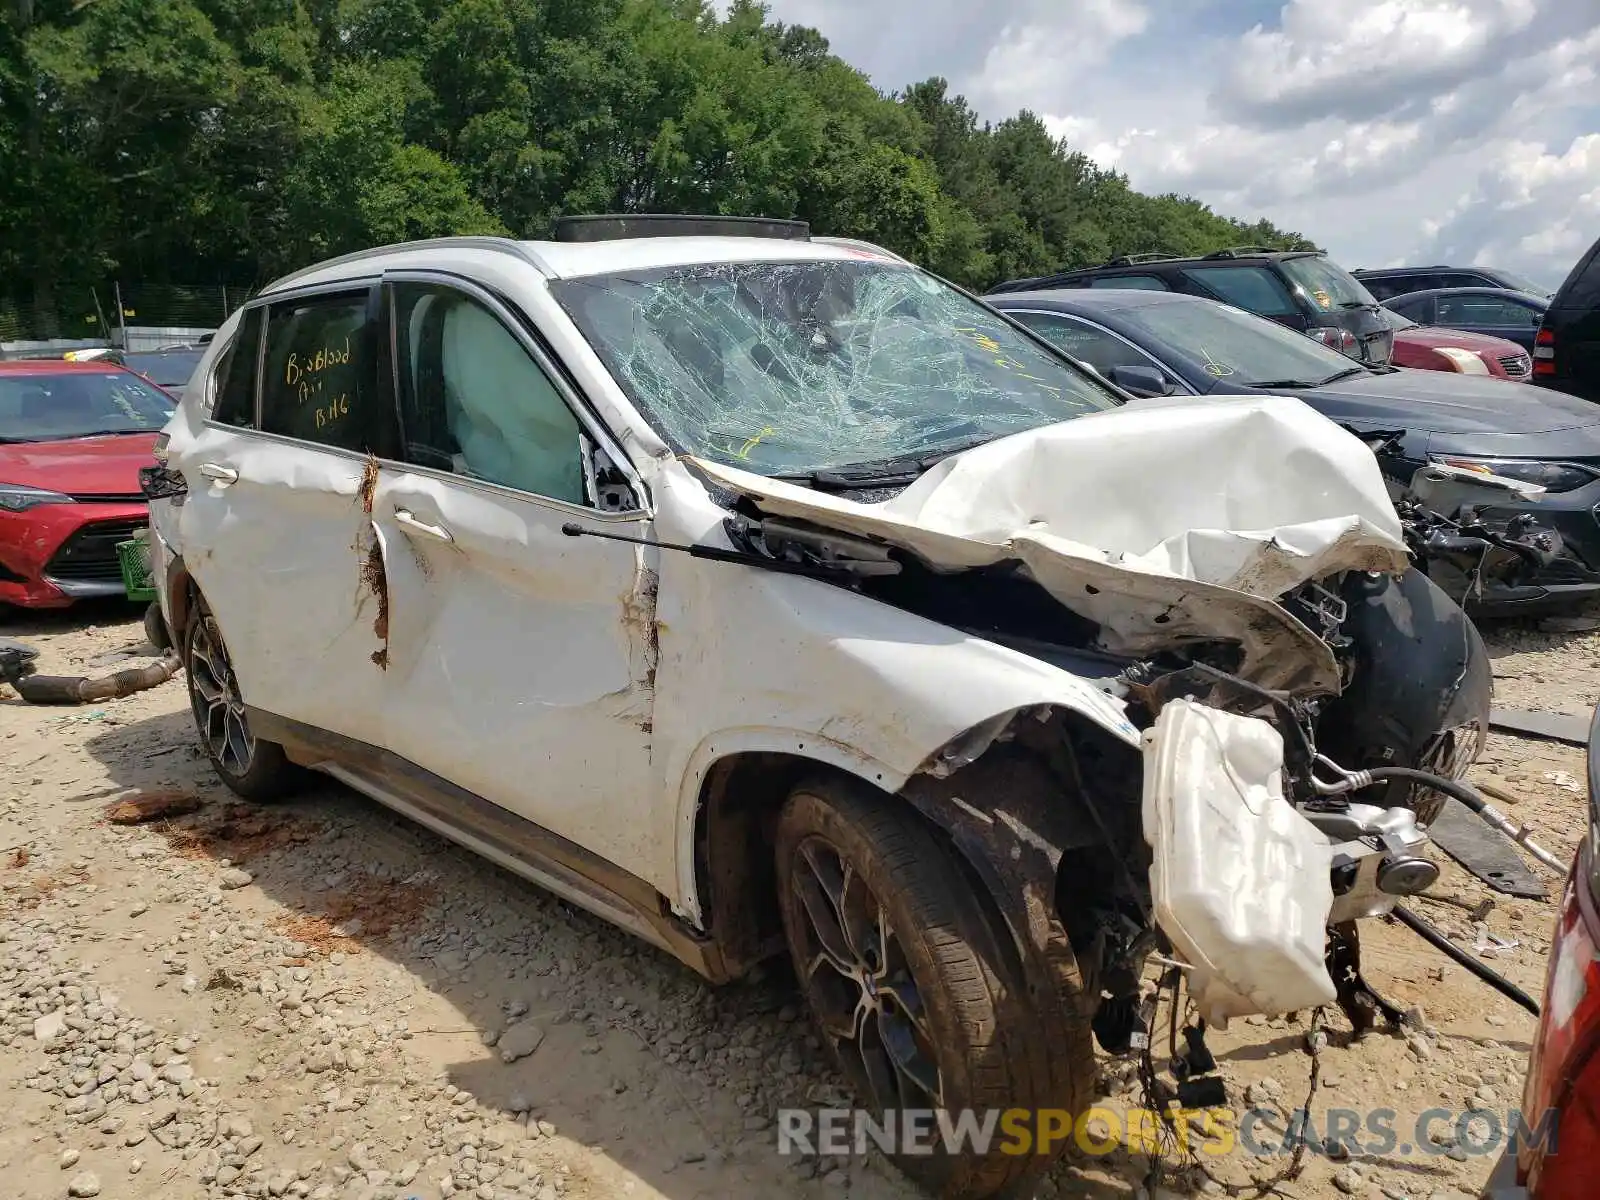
[147, 215, 1489, 1197]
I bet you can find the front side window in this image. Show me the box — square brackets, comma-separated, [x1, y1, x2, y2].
[1011, 312, 1160, 379]
[551, 259, 1116, 476]
[1181, 266, 1299, 317]
[1387, 295, 1433, 323]
[392, 283, 586, 505]
[1118, 297, 1361, 388]
[0, 370, 173, 443]
[259, 291, 383, 453]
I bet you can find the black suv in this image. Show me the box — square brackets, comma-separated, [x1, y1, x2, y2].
[1535, 235, 1600, 403]
[989, 248, 1394, 365]
[1352, 264, 1552, 301]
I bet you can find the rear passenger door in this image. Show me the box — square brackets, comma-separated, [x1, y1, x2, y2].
[173, 282, 396, 750]
[372, 272, 659, 875]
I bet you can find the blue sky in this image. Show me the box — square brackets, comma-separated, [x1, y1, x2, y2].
[749, 0, 1600, 289]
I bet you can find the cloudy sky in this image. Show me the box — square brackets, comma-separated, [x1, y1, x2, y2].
[752, 0, 1600, 289]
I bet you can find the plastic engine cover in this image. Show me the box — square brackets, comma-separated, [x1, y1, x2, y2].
[1142, 698, 1338, 1025]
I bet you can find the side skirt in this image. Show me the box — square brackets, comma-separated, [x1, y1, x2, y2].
[248, 708, 735, 984]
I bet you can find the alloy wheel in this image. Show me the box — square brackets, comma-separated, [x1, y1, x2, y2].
[789, 836, 944, 1111]
[188, 615, 257, 777]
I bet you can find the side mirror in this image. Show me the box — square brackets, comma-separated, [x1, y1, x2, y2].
[1109, 363, 1174, 398]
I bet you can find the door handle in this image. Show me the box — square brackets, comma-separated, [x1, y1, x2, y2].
[394, 509, 453, 543]
[198, 463, 239, 486]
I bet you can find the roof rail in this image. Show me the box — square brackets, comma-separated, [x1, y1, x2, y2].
[810, 235, 911, 264]
[263, 236, 547, 294]
[1201, 245, 1289, 260]
[552, 213, 811, 242]
[1106, 251, 1183, 266]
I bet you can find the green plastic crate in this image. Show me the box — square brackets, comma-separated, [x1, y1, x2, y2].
[116, 532, 156, 602]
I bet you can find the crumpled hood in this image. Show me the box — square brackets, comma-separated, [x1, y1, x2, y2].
[693, 395, 1410, 693]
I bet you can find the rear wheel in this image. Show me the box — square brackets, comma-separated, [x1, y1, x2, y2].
[185, 597, 302, 802]
[775, 778, 1092, 1198]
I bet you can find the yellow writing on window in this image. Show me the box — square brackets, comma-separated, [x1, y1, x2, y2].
[285, 336, 352, 388]
[313, 394, 350, 429]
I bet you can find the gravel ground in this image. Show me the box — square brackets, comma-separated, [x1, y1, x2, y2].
[2, 601, 1593, 1200]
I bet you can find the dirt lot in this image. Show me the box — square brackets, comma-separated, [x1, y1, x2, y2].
[2, 601, 1593, 1200]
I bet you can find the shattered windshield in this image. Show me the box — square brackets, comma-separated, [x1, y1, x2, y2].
[552, 259, 1116, 475]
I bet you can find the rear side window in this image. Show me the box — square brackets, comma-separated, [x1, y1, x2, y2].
[1181, 266, 1298, 317]
[1089, 275, 1169, 291]
[258, 291, 387, 454]
[1437, 295, 1542, 328]
[211, 308, 262, 428]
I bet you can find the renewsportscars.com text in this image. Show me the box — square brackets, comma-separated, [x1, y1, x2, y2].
[776, 1105, 1559, 1160]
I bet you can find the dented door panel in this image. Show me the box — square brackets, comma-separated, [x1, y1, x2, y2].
[376, 467, 657, 872]
[173, 420, 391, 750]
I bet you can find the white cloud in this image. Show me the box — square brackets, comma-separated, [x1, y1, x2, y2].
[752, 0, 1600, 286]
[970, 0, 1150, 111]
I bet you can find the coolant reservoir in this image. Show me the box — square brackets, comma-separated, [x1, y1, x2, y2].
[1142, 698, 1338, 1026]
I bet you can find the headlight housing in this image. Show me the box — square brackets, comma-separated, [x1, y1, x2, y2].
[1431, 455, 1596, 494]
[1434, 347, 1489, 375]
[0, 483, 75, 512]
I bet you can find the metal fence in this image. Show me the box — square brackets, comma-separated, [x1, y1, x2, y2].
[0, 282, 250, 353]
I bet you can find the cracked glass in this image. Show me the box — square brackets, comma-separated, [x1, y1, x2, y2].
[553, 259, 1116, 476]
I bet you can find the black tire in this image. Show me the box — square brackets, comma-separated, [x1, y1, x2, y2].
[143, 601, 172, 652]
[184, 596, 302, 802]
[775, 778, 1092, 1199]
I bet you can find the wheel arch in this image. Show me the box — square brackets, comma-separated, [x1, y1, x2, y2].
[683, 707, 1142, 998]
[164, 553, 198, 659]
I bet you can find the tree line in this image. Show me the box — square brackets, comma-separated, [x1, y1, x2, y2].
[0, 0, 1313, 335]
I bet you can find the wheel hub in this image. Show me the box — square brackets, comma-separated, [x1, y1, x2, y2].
[791, 837, 944, 1112]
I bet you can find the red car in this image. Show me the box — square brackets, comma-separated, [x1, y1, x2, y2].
[1385, 310, 1534, 380]
[0, 360, 173, 608]
[1485, 706, 1600, 1200]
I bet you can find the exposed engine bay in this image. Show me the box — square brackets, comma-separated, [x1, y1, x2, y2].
[650, 398, 1497, 1052]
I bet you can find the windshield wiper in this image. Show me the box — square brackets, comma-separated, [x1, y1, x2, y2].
[1246, 378, 1325, 389]
[68, 428, 152, 438]
[776, 433, 1002, 492]
[1316, 366, 1369, 385]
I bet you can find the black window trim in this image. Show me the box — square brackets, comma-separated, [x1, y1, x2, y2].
[204, 275, 393, 462]
[378, 268, 649, 519]
[1001, 306, 1198, 395]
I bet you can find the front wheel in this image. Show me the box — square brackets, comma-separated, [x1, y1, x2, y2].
[774, 778, 1092, 1198]
[185, 597, 302, 802]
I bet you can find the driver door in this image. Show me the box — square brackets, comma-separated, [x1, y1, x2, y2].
[371, 273, 661, 878]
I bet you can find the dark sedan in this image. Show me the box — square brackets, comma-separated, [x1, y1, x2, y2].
[1383, 287, 1548, 352]
[988, 287, 1600, 612]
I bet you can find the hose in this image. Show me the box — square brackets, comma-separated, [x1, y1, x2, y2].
[1392, 903, 1540, 1017]
[1366, 767, 1568, 875]
[1315, 760, 1568, 875]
